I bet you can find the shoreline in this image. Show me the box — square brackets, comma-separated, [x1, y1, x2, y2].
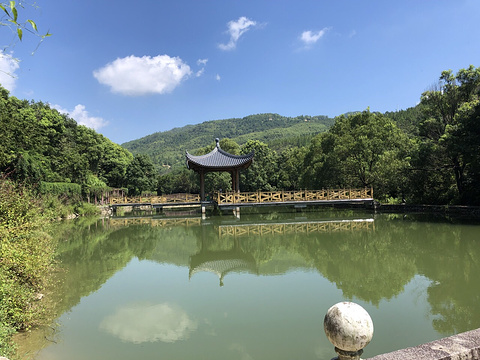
[375, 203, 480, 218]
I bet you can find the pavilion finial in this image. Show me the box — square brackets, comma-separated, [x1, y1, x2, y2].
[215, 138, 220, 148]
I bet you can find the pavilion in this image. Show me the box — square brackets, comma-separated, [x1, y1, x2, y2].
[185, 139, 254, 201]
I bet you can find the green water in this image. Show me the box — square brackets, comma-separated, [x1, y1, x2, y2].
[18, 209, 480, 360]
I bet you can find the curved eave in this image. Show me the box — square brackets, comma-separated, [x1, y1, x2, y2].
[185, 147, 254, 172]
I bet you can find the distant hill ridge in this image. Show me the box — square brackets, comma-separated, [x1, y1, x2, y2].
[122, 113, 334, 172]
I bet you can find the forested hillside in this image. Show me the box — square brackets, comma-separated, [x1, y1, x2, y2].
[1, 65, 479, 205]
[122, 113, 334, 172]
[0, 87, 133, 190]
[0, 86, 159, 197]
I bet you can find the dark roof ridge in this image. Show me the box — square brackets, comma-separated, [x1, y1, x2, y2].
[185, 139, 254, 171]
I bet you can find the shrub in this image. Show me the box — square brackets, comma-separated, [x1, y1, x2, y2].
[0, 178, 56, 358]
[75, 202, 101, 216]
[0, 321, 15, 358]
[38, 181, 82, 200]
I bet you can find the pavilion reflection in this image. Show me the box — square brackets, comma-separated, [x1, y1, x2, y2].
[189, 238, 258, 286]
[106, 215, 376, 287]
[189, 218, 374, 286]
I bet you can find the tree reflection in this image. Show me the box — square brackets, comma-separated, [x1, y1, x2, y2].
[413, 220, 480, 334]
[47, 212, 480, 338]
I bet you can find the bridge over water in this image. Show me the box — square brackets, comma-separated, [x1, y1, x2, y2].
[109, 188, 374, 214]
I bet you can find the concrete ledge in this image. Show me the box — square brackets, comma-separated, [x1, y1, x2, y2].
[367, 328, 480, 360]
[376, 204, 480, 217]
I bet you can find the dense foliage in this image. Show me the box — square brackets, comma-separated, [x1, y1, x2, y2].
[0, 87, 159, 196]
[302, 110, 411, 198]
[156, 66, 480, 205]
[0, 178, 57, 357]
[412, 65, 480, 204]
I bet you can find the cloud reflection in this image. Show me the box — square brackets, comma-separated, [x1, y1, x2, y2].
[99, 302, 197, 344]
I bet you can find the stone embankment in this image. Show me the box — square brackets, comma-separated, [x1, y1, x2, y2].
[377, 203, 480, 217]
[367, 328, 480, 360]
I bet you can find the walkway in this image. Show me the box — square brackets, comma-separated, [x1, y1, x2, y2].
[108, 188, 374, 211]
[214, 188, 373, 208]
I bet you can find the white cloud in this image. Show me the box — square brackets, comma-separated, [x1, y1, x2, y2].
[93, 55, 192, 96]
[99, 302, 198, 344]
[300, 27, 330, 48]
[53, 104, 108, 130]
[0, 52, 19, 91]
[196, 58, 208, 77]
[216, 74, 221, 81]
[219, 16, 256, 51]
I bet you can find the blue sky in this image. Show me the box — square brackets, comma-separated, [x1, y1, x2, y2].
[1, 0, 479, 144]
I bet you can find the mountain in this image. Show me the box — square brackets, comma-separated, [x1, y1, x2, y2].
[122, 113, 334, 173]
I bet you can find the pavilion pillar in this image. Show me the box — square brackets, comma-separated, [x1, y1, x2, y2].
[230, 171, 235, 193]
[200, 170, 205, 202]
[236, 169, 240, 192]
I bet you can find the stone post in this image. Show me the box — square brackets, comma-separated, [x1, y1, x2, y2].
[324, 302, 374, 360]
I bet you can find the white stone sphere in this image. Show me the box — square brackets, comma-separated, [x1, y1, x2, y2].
[324, 302, 374, 352]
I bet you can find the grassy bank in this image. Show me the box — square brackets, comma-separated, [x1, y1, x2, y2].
[0, 178, 100, 358]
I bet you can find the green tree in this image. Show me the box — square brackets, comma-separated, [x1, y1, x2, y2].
[416, 65, 480, 203]
[240, 140, 278, 192]
[277, 146, 306, 190]
[157, 168, 198, 194]
[0, 86, 135, 194]
[302, 110, 410, 200]
[443, 94, 480, 204]
[125, 154, 157, 196]
[302, 131, 343, 189]
[99, 141, 133, 188]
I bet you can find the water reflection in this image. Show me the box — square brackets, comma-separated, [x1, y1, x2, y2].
[19, 210, 480, 359]
[50, 212, 480, 334]
[99, 302, 197, 344]
[190, 238, 258, 286]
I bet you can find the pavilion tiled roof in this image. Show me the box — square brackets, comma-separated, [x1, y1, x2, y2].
[185, 139, 254, 172]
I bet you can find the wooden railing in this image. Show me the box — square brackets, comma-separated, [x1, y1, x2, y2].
[214, 188, 373, 205]
[219, 219, 374, 237]
[109, 188, 373, 206]
[109, 193, 200, 205]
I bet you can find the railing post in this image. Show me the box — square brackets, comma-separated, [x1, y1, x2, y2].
[324, 302, 374, 360]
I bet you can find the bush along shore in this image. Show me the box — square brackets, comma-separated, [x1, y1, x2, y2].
[0, 178, 100, 359]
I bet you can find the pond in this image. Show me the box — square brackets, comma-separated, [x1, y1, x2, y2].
[15, 208, 480, 360]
